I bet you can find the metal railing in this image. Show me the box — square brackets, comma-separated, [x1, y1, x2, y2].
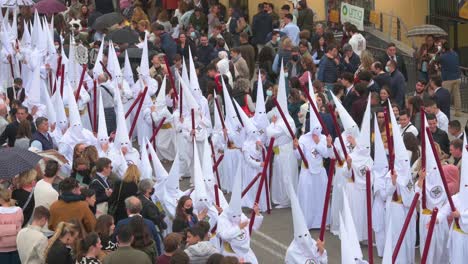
[366, 45, 468, 112]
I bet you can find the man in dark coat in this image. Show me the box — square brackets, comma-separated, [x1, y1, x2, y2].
[379, 42, 408, 81]
[7, 78, 25, 106]
[196, 35, 214, 67]
[429, 75, 451, 118]
[386, 60, 407, 108]
[152, 23, 177, 65]
[297, 0, 315, 32]
[238, 32, 256, 79]
[351, 83, 369, 127]
[427, 114, 450, 155]
[0, 105, 36, 147]
[251, 4, 272, 48]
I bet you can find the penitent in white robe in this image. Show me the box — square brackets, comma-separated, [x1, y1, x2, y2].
[437, 194, 468, 264]
[266, 118, 298, 208]
[217, 213, 263, 264]
[385, 178, 416, 264]
[221, 126, 244, 193]
[285, 239, 328, 264]
[415, 184, 449, 264]
[241, 139, 268, 212]
[143, 105, 176, 161]
[295, 133, 330, 229]
[329, 136, 353, 235]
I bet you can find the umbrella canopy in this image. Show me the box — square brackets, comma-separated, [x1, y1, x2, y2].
[34, 0, 66, 15]
[106, 28, 139, 44]
[0, 0, 34, 7]
[0, 148, 42, 179]
[406, 24, 448, 37]
[91, 12, 124, 31]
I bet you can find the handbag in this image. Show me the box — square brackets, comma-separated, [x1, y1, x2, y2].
[107, 181, 123, 217]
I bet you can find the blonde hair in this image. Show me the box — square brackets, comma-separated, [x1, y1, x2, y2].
[44, 222, 79, 258]
[138, 20, 150, 30]
[17, 169, 37, 188]
[281, 38, 293, 50]
[0, 186, 11, 203]
[123, 164, 141, 184]
[359, 50, 375, 71]
[131, 7, 149, 24]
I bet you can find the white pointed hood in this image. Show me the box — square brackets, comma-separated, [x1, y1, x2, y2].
[234, 100, 257, 138]
[221, 77, 242, 132]
[53, 90, 68, 130]
[252, 70, 269, 142]
[113, 85, 131, 150]
[138, 32, 150, 78]
[66, 80, 82, 130]
[123, 50, 134, 86]
[201, 138, 217, 190]
[43, 84, 56, 124]
[388, 100, 412, 205]
[107, 41, 122, 83]
[373, 113, 389, 171]
[340, 213, 368, 264]
[155, 76, 167, 108]
[276, 60, 289, 117]
[373, 113, 389, 192]
[306, 74, 321, 133]
[20, 20, 32, 49]
[422, 114, 446, 208]
[331, 91, 359, 138]
[147, 141, 168, 183]
[97, 91, 109, 144]
[213, 90, 223, 131]
[192, 140, 211, 212]
[188, 48, 203, 102]
[288, 178, 318, 254]
[226, 163, 243, 224]
[341, 187, 363, 260]
[178, 72, 199, 117]
[181, 57, 190, 88]
[351, 94, 372, 158]
[139, 138, 153, 180]
[93, 38, 105, 78]
[163, 152, 183, 197]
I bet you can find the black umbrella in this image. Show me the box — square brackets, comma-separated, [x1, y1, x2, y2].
[91, 12, 124, 31]
[106, 28, 139, 44]
[0, 148, 42, 179]
[118, 47, 158, 60]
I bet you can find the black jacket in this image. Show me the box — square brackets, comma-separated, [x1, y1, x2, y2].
[138, 194, 167, 231]
[0, 120, 36, 147]
[196, 44, 214, 66]
[431, 128, 450, 155]
[108, 181, 138, 223]
[373, 72, 391, 90]
[251, 11, 273, 45]
[432, 87, 451, 119]
[379, 54, 408, 81]
[89, 175, 112, 205]
[6, 87, 25, 104]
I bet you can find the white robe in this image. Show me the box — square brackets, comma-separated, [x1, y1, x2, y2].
[285, 239, 328, 264]
[241, 140, 268, 212]
[143, 105, 176, 161]
[173, 110, 208, 178]
[295, 133, 330, 229]
[222, 125, 244, 193]
[372, 169, 389, 257]
[437, 194, 468, 264]
[385, 178, 416, 264]
[217, 213, 263, 264]
[415, 183, 449, 264]
[266, 118, 298, 208]
[329, 137, 353, 235]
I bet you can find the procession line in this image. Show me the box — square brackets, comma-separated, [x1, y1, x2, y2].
[254, 230, 289, 251]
